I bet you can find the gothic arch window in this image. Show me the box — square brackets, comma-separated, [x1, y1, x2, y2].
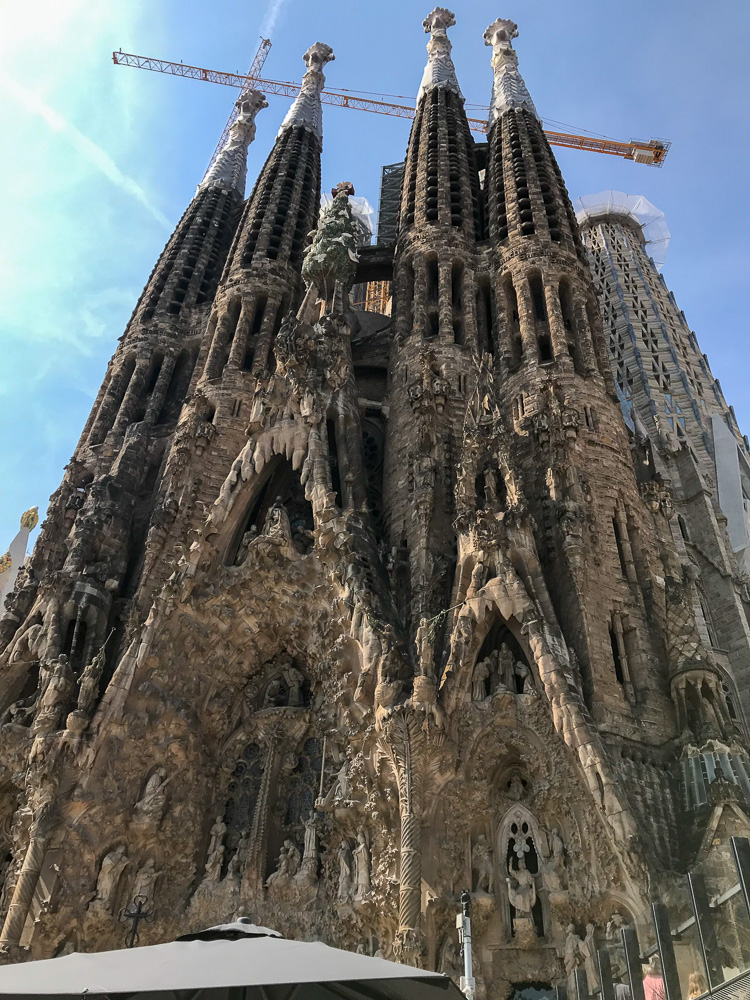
[223, 742, 264, 876]
[697, 580, 717, 648]
[225, 456, 314, 565]
[264, 737, 323, 880]
[497, 803, 545, 939]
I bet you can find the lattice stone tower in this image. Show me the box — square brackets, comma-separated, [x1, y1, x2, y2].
[0, 12, 749, 997]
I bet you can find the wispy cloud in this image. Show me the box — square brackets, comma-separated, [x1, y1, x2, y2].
[260, 0, 290, 39]
[0, 68, 170, 230]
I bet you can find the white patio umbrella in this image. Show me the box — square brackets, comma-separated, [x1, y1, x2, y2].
[0, 919, 466, 999]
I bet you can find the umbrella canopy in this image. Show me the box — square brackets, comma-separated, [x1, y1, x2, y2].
[0, 920, 465, 1000]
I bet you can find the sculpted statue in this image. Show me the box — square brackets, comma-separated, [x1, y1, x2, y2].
[284, 664, 305, 708]
[132, 858, 159, 907]
[263, 678, 286, 708]
[33, 654, 75, 733]
[506, 855, 536, 919]
[564, 923, 584, 977]
[549, 826, 565, 867]
[229, 829, 249, 880]
[374, 677, 403, 730]
[338, 839, 353, 901]
[202, 814, 226, 882]
[267, 839, 300, 887]
[498, 644, 515, 689]
[91, 845, 128, 911]
[263, 501, 292, 542]
[75, 644, 107, 718]
[439, 936, 460, 979]
[303, 810, 318, 862]
[514, 659, 531, 694]
[471, 834, 494, 894]
[415, 616, 434, 676]
[472, 657, 491, 702]
[353, 830, 371, 899]
[581, 923, 599, 990]
[234, 527, 257, 565]
[134, 767, 167, 823]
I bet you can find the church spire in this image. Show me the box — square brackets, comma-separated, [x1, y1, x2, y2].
[417, 7, 463, 103]
[198, 89, 268, 196]
[277, 42, 334, 140]
[484, 18, 538, 126]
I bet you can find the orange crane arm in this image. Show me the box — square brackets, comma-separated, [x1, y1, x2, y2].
[112, 50, 670, 166]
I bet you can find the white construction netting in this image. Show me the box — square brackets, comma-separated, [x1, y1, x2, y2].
[573, 190, 670, 269]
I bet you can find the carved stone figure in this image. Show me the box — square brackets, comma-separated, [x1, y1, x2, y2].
[415, 616, 434, 676]
[472, 657, 491, 702]
[353, 830, 371, 899]
[439, 935, 460, 979]
[514, 659, 531, 694]
[564, 923, 584, 977]
[134, 768, 167, 823]
[581, 923, 599, 990]
[132, 858, 159, 908]
[337, 840, 353, 901]
[507, 855, 536, 918]
[303, 810, 318, 861]
[471, 834, 494, 894]
[75, 645, 107, 718]
[90, 845, 128, 911]
[267, 839, 300, 887]
[284, 664, 305, 707]
[33, 654, 75, 734]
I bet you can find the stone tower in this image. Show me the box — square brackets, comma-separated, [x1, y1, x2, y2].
[577, 194, 750, 716]
[0, 12, 748, 998]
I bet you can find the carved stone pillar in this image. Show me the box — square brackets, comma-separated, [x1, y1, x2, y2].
[88, 363, 132, 443]
[204, 312, 234, 381]
[227, 296, 257, 370]
[515, 277, 538, 359]
[438, 259, 452, 341]
[412, 260, 427, 340]
[543, 278, 570, 366]
[242, 732, 280, 895]
[144, 354, 177, 424]
[0, 832, 47, 949]
[112, 356, 150, 433]
[252, 296, 282, 373]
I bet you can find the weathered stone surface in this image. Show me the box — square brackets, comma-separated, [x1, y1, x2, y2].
[0, 12, 747, 998]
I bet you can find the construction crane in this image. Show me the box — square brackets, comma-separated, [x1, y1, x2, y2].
[206, 38, 271, 170]
[112, 47, 671, 167]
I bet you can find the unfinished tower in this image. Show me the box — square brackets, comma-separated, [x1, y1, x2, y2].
[0, 12, 748, 999]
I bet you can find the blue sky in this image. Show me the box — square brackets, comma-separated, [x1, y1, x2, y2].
[1, 0, 749, 553]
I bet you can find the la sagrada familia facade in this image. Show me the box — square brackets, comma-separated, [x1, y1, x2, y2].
[1, 9, 750, 996]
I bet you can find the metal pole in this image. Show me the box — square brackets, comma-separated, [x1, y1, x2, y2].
[573, 968, 589, 1000]
[730, 836, 750, 920]
[597, 948, 615, 1000]
[456, 889, 476, 1000]
[688, 872, 723, 989]
[651, 901, 681, 1000]
[622, 927, 646, 1000]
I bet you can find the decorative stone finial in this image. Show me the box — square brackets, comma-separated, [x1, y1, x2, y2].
[20, 507, 39, 531]
[198, 89, 268, 195]
[484, 17, 538, 125]
[301, 182, 359, 299]
[278, 42, 335, 140]
[417, 7, 463, 103]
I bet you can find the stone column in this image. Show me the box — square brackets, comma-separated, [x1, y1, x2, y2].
[227, 296, 257, 370]
[144, 354, 177, 424]
[612, 612, 635, 703]
[614, 507, 638, 586]
[515, 277, 538, 359]
[203, 312, 234, 381]
[88, 362, 132, 444]
[412, 261, 427, 340]
[438, 259, 453, 341]
[243, 735, 280, 895]
[112, 357, 150, 434]
[252, 296, 282, 373]
[463, 266, 477, 353]
[543, 277, 571, 365]
[0, 833, 47, 948]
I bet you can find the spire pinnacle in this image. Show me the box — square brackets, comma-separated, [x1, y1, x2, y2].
[484, 18, 538, 126]
[278, 42, 335, 140]
[198, 89, 268, 195]
[417, 7, 463, 103]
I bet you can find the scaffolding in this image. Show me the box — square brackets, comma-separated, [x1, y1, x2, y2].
[376, 162, 405, 245]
